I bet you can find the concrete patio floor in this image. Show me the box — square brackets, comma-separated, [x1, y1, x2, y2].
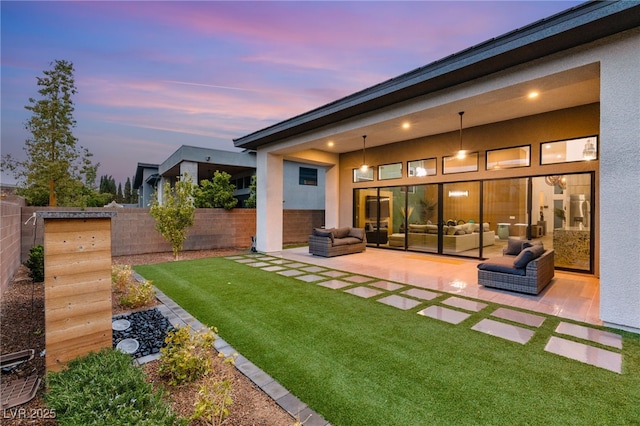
[278, 246, 601, 326]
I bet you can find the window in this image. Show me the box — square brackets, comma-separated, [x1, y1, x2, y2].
[541, 136, 598, 164]
[408, 158, 436, 177]
[486, 146, 530, 170]
[353, 168, 374, 182]
[378, 163, 402, 180]
[443, 152, 479, 174]
[299, 167, 318, 186]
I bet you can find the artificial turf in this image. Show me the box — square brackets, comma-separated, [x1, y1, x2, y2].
[135, 256, 640, 425]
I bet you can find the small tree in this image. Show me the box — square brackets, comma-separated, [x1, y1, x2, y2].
[244, 175, 257, 208]
[0, 60, 100, 206]
[150, 175, 196, 260]
[194, 171, 238, 210]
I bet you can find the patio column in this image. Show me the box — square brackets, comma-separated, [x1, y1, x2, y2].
[179, 161, 198, 183]
[256, 150, 283, 253]
[157, 176, 167, 205]
[599, 35, 640, 333]
[324, 163, 339, 228]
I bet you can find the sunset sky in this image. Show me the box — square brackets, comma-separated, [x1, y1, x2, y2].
[1, 1, 582, 186]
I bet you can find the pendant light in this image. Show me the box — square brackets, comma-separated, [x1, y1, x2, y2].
[456, 111, 466, 159]
[360, 135, 369, 172]
[582, 139, 596, 160]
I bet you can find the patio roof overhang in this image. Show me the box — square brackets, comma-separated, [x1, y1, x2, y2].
[158, 145, 256, 183]
[233, 1, 640, 154]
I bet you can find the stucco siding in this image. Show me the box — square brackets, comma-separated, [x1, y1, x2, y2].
[599, 29, 640, 332]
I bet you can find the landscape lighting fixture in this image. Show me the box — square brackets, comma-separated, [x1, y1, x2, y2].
[360, 135, 369, 172]
[456, 111, 466, 160]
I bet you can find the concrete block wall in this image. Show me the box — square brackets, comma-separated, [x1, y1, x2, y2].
[1, 199, 25, 300]
[20, 207, 322, 261]
[283, 209, 325, 244]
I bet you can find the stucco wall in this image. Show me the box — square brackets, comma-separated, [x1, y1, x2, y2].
[599, 29, 640, 332]
[1, 199, 25, 301]
[283, 161, 325, 210]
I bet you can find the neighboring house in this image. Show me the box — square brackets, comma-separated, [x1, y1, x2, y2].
[133, 163, 160, 207]
[233, 1, 640, 333]
[134, 145, 325, 209]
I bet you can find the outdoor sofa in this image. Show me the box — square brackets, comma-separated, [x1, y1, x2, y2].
[309, 227, 366, 257]
[477, 238, 554, 295]
[389, 222, 495, 252]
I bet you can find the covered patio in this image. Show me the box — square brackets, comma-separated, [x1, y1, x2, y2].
[233, 2, 639, 333]
[280, 246, 600, 326]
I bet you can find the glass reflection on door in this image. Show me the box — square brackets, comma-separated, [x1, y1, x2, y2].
[534, 173, 592, 271]
[482, 178, 529, 258]
[354, 188, 393, 247]
[405, 185, 439, 253]
[442, 182, 481, 257]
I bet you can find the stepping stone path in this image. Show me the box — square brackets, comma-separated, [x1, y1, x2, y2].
[227, 254, 625, 375]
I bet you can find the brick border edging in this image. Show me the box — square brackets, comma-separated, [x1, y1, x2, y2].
[134, 283, 330, 426]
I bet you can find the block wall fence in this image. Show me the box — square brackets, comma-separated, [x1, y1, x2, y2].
[1, 199, 25, 300]
[1, 205, 324, 299]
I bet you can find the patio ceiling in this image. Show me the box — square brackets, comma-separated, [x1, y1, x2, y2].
[271, 63, 600, 158]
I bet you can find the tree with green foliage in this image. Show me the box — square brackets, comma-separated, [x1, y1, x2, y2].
[0, 60, 100, 206]
[116, 182, 123, 202]
[244, 175, 257, 208]
[99, 174, 116, 196]
[193, 171, 238, 210]
[150, 175, 196, 260]
[124, 177, 132, 203]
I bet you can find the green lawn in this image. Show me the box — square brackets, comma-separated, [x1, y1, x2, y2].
[135, 257, 640, 425]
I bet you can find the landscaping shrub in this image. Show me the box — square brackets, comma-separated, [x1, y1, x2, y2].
[25, 244, 44, 282]
[190, 356, 236, 425]
[111, 264, 155, 309]
[46, 348, 183, 425]
[158, 325, 217, 386]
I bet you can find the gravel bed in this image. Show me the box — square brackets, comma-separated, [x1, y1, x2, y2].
[112, 308, 175, 358]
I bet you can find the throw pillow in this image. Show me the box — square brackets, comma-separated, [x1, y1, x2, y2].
[513, 244, 545, 268]
[313, 228, 334, 242]
[333, 227, 350, 239]
[513, 247, 535, 268]
[348, 227, 365, 241]
[505, 237, 524, 255]
[409, 224, 428, 233]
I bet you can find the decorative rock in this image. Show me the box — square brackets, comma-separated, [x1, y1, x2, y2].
[112, 308, 175, 359]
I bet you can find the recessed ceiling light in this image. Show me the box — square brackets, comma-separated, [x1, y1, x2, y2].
[528, 91, 539, 99]
[327, 141, 334, 147]
[402, 122, 410, 129]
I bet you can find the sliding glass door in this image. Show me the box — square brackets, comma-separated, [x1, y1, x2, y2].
[442, 181, 481, 257]
[405, 184, 439, 253]
[353, 172, 593, 272]
[354, 188, 395, 247]
[532, 173, 593, 272]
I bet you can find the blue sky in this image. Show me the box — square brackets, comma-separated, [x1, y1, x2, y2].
[1, 1, 583, 186]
